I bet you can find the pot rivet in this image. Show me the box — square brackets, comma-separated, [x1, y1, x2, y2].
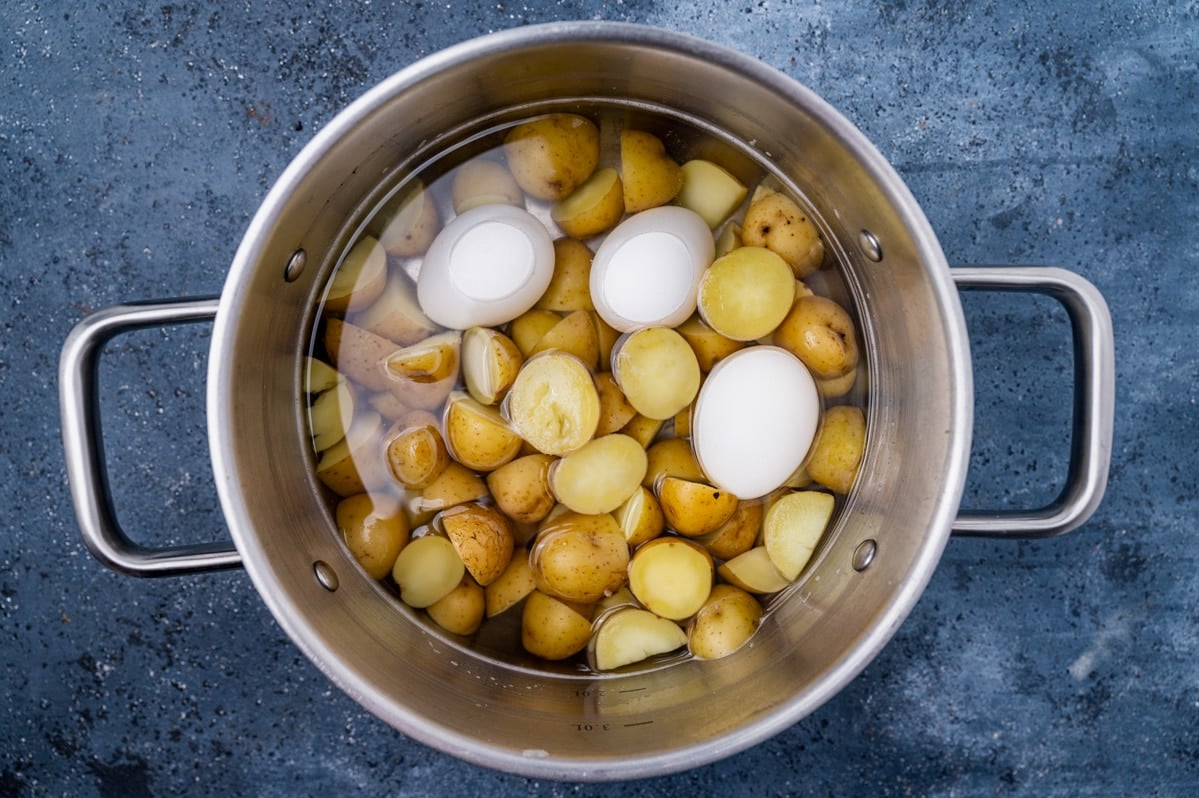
[284, 249, 307, 282]
[313, 560, 339, 591]
[858, 230, 882, 263]
[852, 539, 877, 572]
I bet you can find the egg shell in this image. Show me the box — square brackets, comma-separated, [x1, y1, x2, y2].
[417, 204, 555, 330]
[691, 346, 821, 500]
[590, 206, 714, 333]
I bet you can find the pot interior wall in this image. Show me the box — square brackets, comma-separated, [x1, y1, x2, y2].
[208, 23, 970, 779]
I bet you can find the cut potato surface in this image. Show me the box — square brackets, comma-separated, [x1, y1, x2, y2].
[591, 607, 687, 671]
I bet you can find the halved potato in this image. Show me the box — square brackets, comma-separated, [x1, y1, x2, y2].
[504, 351, 600, 456]
[676, 159, 748, 229]
[762, 490, 834, 580]
[442, 392, 523, 472]
[384, 409, 449, 489]
[323, 235, 387, 314]
[451, 159, 524, 213]
[521, 589, 594, 661]
[484, 554, 537, 617]
[620, 129, 683, 213]
[657, 476, 738, 538]
[439, 502, 515, 586]
[309, 380, 356, 453]
[383, 330, 461, 410]
[613, 485, 666, 546]
[527, 309, 600, 370]
[529, 511, 629, 603]
[349, 267, 437, 347]
[549, 433, 648, 516]
[627, 537, 714, 621]
[486, 453, 557, 524]
[376, 180, 440, 257]
[551, 167, 624, 239]
[805, 404, 866, 495]
[427, 575, 486, 636]
[504, 114, 600, 201]
[336, 492, 408, 580]
[717, 546, 791, 595]
[687, 584, 762, 660]
[391, 534, 465, 608]
[590, 607, 687, 671]
[741, 186, 824, 278]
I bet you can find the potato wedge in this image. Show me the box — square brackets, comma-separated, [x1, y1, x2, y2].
[687, 584, 762, 660]
[391, 534, 465, 608]
[762, 490, 834, 580]
[439, 502, 515, 586]
[590, 607, 687, 671]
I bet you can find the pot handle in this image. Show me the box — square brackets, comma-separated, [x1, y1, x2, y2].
[59, 298, 243, 575]
[949, 266, 1115, 538]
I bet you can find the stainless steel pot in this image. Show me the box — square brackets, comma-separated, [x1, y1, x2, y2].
[59, 22, 1115, 781]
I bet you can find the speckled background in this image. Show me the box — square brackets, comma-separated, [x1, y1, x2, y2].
[2, 1, 1197, 796]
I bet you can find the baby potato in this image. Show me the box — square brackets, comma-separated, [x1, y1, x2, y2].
[697, 499, 764, 561]
[427, 575, 486, 636]
[484, 553, 537, 617]
[593, 371, 638, 437]
[443, 392, 523, 472]
[527, 309, 600, 370]
[536, 238, 596, 313]
[773, 295, 860, 379]
[304, 356, 342, 395]
[627, 537, 714, 621]
[696, 246, 796, 342]
[593, 313, 621, 366]
[504, 351, 601, 456]
[643, 437, 707, 490]
[461, 326, 523, 406]
[503, 113, 600, 201]
[816, 365, 859, 400]
[657, 476, 739, 538]
[438, 502, 515, 586]
[486, 453, 557, 524]
[316, 411, 384, 497]
[590, 607, 687, 672]
[521, 589, 594, 661]
[530, 511, 630, 603]
[410, 461, 489, 517]
[687, 584, 763, 660]
[323, 318, 397, 393]
[450, 159, 524, 213]
[323, 235, 387, 314]
[714, 221, 742, 257]
[675, 314, 746, 373]
[620, 129, 683, 213]
[613, 485, 666, 546]
[376, 180, 440, 257]
[717, 546, 791, 595]
[551, 167, 625, 239]
[620, 413, 664, 449]
[742, 187, 824, 278]
[383, 330, 462, 410]
[309, 379, 356, 453]
[391, 534, 465, 608]
[612, 327, 701, 420]
[367, 390, 412, 422]
[336, 492, 409, 580]
[676, 159, 748, 229]
[349, 267, 438, 347]
[805, 404, 866, 495]
[549, 433, 648, 516]
[762, 490, 834, 581]
[509, 309, 563, 357]
[384, 410, 450, 489]
[671, 403, 693, 439]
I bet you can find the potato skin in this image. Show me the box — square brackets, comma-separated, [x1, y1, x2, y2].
[687, 584, 763, 660]
[806, 405, 866, 495]
[521, 590, 594, 660]
[504, 114, 600, 201]
[427, 575, 486, 636]
[336, 493, 409, 580]
[773, 295, 860, 380]
[439, 502, 515, 587]
[486, 453, 557, 524]
[530, 511, 630, 603]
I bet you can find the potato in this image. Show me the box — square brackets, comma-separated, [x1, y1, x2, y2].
[816, 365, 859, 400]
[676, 159, 748, 229]
[806, 404, 866, 495]
[409, 461, 489, 516]
[391, 534, 465, 608]
[366, 390, 411, 422]
[594, 585, 639, 616]
[612, 327, 701, 420]
[316, 411, 384, 497]
[773, 295, 859, 379]
[620, 130, 683, 213]
[323, 318, 397, 393]
[593, 371, 638, 436]
[384, 410, 449, 489]
[697, 499, 764, 561]
[442, 392, 523, 472]
[376, 180, 440, 257]
[671, 403, 693, 439]
[304, 356, 342, 395]
[461, 326, 523, 406]
[551, 168, 625, 239]
[504, 351, 601, 456]
[675, 314, 746, 373]
[336, 492, 409, 580]
[484, 554, 537, 617]
[521, 590, 594, 661]
[762, 490, 834, 580]
[383, 330, 461, 410]
[427, 575, 486, 636]
[323, 235, 387, 314]
[657, 477, 739, 538]
[439, 502, 515, 586]
[509, 309, 562, 357]
[486, 453, 556, 524]
[620, 413, 664, 449]
[627, 537, 714, 621]
[696, 246, 796, 342]
[687, 584, 763, 660]
[450, 159, 524, 213]
[643, 437, 706, 490]
[535, 238, 595, 312]
[308, 379, 355, 453]
[349, 267, 437, 347]
[590, 607, 687, 671]
[530, 511, 630, 603]
[593, 313, 621, 367]
[714, 221, 742, 257]
[527, 309, 600, 370]
[613, 485, 665, 546]
[741, 187, 824, 278]
[717, 546, 791, 595]
[503, 114, 600, 201]
[549, 433, 648, 515]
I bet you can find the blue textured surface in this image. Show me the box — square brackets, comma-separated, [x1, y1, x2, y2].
[2, 2, 1197, 795]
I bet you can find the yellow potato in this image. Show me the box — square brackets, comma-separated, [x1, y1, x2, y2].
[409, 461, 489, 517]
[773, 295, 860, 379]
[762, 490, 834, 580]
[627, 537, 714, 621]
[376, 180, 440, 257]
[439, 502, 515, 586]
[366, 389, 411, 422]
[717, 546, 791, 595]
[503, 114, 600, 201]
[612, 327, 701, 420]
[323, 235, 387, 314]
[613, 485, 666, 546]
[504, 351, 601, 456]
[671, 403, 693, 439]
[323, 318, 397, 393]
[620, 129, 683, 213]
[315, 411, 384, 497]
[675, 159, 748, 229]
[674, 314, 745, 373]
[593, 313, 621, 367]
[509, 309, 563, 357]
[590, 607, 687, 672]
[461, 326, 523, 406]
[536, 238, 596, 312]
[697, 499, 764, 561]
[714, 221, 742, 257]
[383, 330, 461, 410]
[527, 309, 600, 370]
[336, 492, 409, 580]
[549, 434, 648, 516]
[442, 392, 523, 472]
[593, 371, 638, 437]
[391, 534, 465, 608]
[349, 267, 438, 347]
[304, 356, 342, 395]
[620, 413, 664, 449]
[308, 379, 355, 453]
[687, 584, 763, 660]
[530, 511, 630, 603]
[450, 159, 524, 213]
[696, 246, 796, 342]
[551, 167, 625, 239]
[521, 589, 594, 661]
[384, 410, 449, 489]
[643, 437, 707, 490]
[657, 477, 739, 538]
[816, 366, 859, 400]
[486, 453, 557, 524]
[806, 404, 866, 495]
[427, 575, 486, 636]
[484, 554, 537, 617]
[741, 187, 824, 278]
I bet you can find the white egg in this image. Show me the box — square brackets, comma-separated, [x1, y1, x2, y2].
[417, 204, 554, 330]
[691, 346, 821, 500]
[590, 206, 714, 333]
